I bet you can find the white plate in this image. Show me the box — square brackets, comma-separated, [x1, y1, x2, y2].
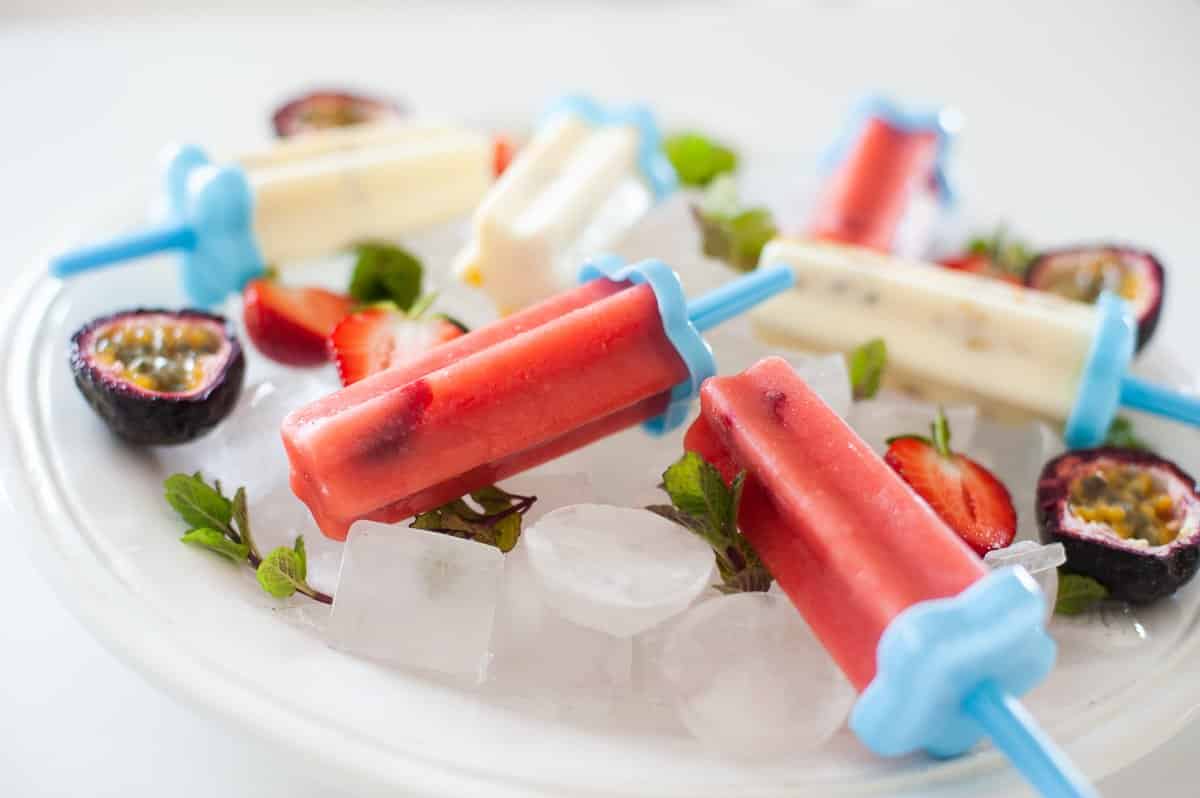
[5, 199, 1200, 798]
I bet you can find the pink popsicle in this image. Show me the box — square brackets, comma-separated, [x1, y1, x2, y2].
[283, 279, 688, 540]
[806, 117, 939, 252]
[684, 357, 986, 690]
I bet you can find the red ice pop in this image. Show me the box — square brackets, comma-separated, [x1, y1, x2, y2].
[806, 97, 956, 254]
[282, 259, 793, 540]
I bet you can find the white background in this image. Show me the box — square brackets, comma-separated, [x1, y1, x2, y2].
[1, 2, 1198, 795]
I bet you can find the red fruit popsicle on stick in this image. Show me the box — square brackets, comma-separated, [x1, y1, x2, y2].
[683, 357, 1095, 798]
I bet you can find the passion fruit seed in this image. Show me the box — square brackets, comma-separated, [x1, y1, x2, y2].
[300, 102, 368, 128]
[94, 322, 221, 394]
[1069, 464, 1182, 546]
[1041, 252, 1140, 304]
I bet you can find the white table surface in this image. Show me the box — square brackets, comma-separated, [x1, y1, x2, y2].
[2, 2, 1197, 795]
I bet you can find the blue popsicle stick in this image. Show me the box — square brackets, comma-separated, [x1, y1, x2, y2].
[964, 682, 1098, 798]
[50, 223, 197, 278]
[685, 263, 794, 332]
[1120, 375, 1200, 428]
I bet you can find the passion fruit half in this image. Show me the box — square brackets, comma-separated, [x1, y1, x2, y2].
[272, 90, 404, 138]
[1037, 447, 1200, 603]
[70, 309, 245, 446]
[1025, 246, 1165, 351]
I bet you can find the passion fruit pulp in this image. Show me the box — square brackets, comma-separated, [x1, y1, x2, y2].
[271, 90, 404, 138]
[1025, 246, 1165, 351]
[70, 309, 245, 446]
[1037, 447, 1200, 604]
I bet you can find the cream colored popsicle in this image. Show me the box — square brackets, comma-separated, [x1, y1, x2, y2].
[454, 98, 675, 315]
[752, 239, 1098, 420]
[246, 121, 493, 264]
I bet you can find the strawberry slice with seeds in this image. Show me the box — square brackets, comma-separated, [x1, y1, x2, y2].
[330, 305, 466, 386]
[243, 279, 355, 366]
[884, 410, 1017, 555]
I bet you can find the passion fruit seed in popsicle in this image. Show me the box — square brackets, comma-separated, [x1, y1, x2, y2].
[70, 309, 245, 446]
[271, 89, 405, 138]
[1025, 245, 1165, 351]
[1037, 447, 1200, 604]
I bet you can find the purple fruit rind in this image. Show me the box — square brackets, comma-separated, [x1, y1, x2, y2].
[69, 308, 245, 446]
[271, 90, 405, 138]
[1026, 245, 1165, 352]
[1037, 447, 1200, 604]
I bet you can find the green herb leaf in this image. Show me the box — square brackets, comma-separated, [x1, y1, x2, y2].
[663, 132, 738, 187]
[410, 486, 534, 552]
[848, 338, 887, 400]
[1104, 416, 1151, 451]
[256, 546, 306, 599]
[1055, 572, 1110, 616]
[293, 535, 308, 582]
[350, 241, 423, 311]
[652, 453, 771, 592]
[692, 205, 778, 273]
[180, 527, 249, 563]
[967, 225, 1034, 277]
[661, 452, 711, 518]
[165, 473, 233, 533]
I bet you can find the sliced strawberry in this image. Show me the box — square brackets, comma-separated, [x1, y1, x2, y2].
[884, 411, 1016, 555]
[493, 134, 517, 178]
[330, 307, 466, 386]
[242, 279, 354, 366]
[939, 253, 1021, 285]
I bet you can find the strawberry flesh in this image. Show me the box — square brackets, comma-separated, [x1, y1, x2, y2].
[330, 307, 465, 386]
[242, 279, 354, 366]
[884, 437, 1016, 555]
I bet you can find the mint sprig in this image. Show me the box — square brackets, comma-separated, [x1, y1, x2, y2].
[1103, 416, 1151, 452]
[410, 485, 535, 552]
[1055, 572, 1109, 616]
[663, 132, 738, 187]
[349, 241, 423, 311]
[164, 472, 331, 605]
[690, 175, 778, 273]
[848, 338, 887, 400]
[967, 225, 1034, 278]
[647, 452, 772, 593]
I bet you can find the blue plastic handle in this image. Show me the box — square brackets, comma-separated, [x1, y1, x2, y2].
[1120, 376, 1200, 427]
[965, 682, 1098, 798]
[50, 223, 197, 277]
[686, 263, 793, 332]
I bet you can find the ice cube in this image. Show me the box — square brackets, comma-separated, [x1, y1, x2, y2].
[250, 481, 342, 596]
[849, 393, 978, 455]
[658, 592, 855, 760]
[155, 373, 336, 498]
[328, 522, 504, 682]
[523, 504, 715, 638]
[490, 540, 632, 694]
[984, 540, 1066, 621]
[497, 470, 594, 527]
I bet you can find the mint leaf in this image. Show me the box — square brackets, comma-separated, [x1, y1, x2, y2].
[293, 536, 307, 582]
[663, 132, 738, 187]
[1104, 416, 1151, 451]
[661, 452, 711, 518]
[410, 486, 534, 552]
[256, 546, 306, 599]
[651, 453, 771, 592]
[350, 241, 423, 311]
[180, 528, 249, 563]
[690, 177, 777, 272]
[1055, 572, 1109, 615]
[967, 225, 1033, 277]
[165, 473, 233, 532]
[848, 338, 887, 400]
